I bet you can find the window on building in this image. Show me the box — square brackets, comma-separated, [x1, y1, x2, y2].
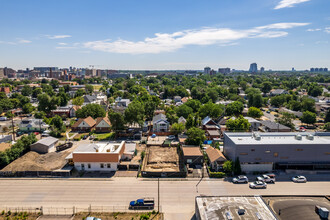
[239, 153, 248, 155]
[255, 158, 261, 160]
[325, 152, 330, 155]
[296, 149, 303, 151]
[280, 157, 289, 159]
[107, 163, 111, 168]
[100, 163, 104, 168]
[274, 152, 278, 157]
[265, 150, 271, 153]
[81, 164, 85, 169]
[251, 149, 255, 152]
[88, 164, 91, 169]
[187, 159, 192, 163]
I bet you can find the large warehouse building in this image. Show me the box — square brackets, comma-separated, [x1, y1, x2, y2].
[223, 132, 330, 172]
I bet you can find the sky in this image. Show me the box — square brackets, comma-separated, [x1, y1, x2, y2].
[0, 0, 329, 71]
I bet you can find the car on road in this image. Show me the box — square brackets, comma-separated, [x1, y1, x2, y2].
[0, 116, 7, 121]
[82, 135, 89, 140]
[86, 217, 101, 220]
[266, 110, 271, 113]
[249, 181, 267, 189]
[256, 174, 275, 183]
[292, 175, 307, 183]
[232, 175, 249, 184]
[167, 135, 176, 140]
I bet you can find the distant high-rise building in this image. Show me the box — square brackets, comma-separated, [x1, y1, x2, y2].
[249, 63, 258, 73]
[204, 67, 211, 74]
[310, 67, 328, 72]
[292, 67, 295, 71]
[260, 67, 265, 73]
[210, 69, 216, 76]
[218, 68, 231, 74]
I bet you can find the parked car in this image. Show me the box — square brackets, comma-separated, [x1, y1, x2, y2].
[129, 198, 154, 210]
[0, 116, 7, 121]
[249, 181, 267, 189]
[82, 135, 89, 140]
[232, 175, 249, 184]
[292, 175, 307, 183]
[256, 174, 275, 183]
[266, 110, 271, 113]
[86, 217, 101, 220]
[167, 135, 176, 140]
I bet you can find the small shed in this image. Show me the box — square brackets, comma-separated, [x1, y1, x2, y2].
[30, 137, 59, 154]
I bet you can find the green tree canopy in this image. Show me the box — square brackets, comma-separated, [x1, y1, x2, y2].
[76, 104, 106, 119]
[301, 111, 316, 125]
[170, 123, 185, 135]
[72, 96, 84, 106]
[247, 107, 263, 118]
[225, 101, 244, 116]
[185, 127, 206, 146]
[124, 101, 145, 126]
[226, 115, 250, 131]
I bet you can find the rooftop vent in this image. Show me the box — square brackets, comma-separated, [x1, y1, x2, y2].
[295, 134, 302, 140]
[238, 207, 245, 215]
[254, 133, 261, 141]
[307, 134, 314, 140]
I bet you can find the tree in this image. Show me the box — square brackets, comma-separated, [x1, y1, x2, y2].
[233, 157, 242, 175]
[22, 103, 34, 114]
[124, 101, 145, 126]
[37, 93, 59, 113]
[166, 108, 178, 125]
[76, 104, 106, 119]
[58, 92, 70, 106]
[301, 111, 316, 125]
[109, 111, 125, 135]
[247, 107, 263, 118]
[34, 111, 46, 119]
[301, 97, 316, 112]
[225, 101, 244, 116]
[49, 115, 66, 137]
[308, 83, 323, 97]
[32, 88, 42, 98]
[276, 112, 294, 129]
[85, 84, 94, 94]
[226, 115, 250, 131]
[185, 99, 201, 112]
[170, 123, 185, 135]
[176, 104, 193, 119]
[247, 93, 263, 108]
[324, 122, 330, 131]
[261, 81, 272, 94]
[223, 160, 233, 173]
[185, 127, 206, 146]
[72, 96, 84, 106]
[198, 102, 224, 119]
[21, 85, 32, 96]
[75, 89, 85, 97]
[325, 109, 330, 123]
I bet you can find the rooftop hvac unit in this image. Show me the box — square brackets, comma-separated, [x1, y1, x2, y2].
[255, 212, 262, 220]
[319, 207, 329, 219]
[254, 133, 261, 141]
[295, 134, 302, 140]
[225, 212, 233, 220]
[307, 134, 314, 140]
[238, 207, 245, 215]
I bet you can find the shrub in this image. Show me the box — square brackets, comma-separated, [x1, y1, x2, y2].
[209, 172, 226, 178]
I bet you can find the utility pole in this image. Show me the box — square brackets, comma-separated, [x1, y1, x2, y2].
[158, 177, 160, 212]
[11, 116, 15, 141]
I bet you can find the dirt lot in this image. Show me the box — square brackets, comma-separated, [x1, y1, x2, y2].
[144, 146, 179, 172]
[1, 141, 79, 172]
[0, 143, 11, 152]
[74, 212, 162, 220]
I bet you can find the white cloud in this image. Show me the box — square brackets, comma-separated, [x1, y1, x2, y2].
[83, 22, 309, 54]
[307, 28, 321, 31]
[325, 27, 330, 34]
[47, 35, 71, 39]
[274, 0, 310, 9]
[58, 42, 67, 45]
[17, 39, 32, 44]
[55, 46, 77, 49]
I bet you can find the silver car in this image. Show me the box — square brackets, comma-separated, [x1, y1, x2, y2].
[86, 217, 101, 220]
[292, 175, 307, 183]
[232, 175, 249, 184]
[249, 181, 267, 189]
[257, 174, 275, 183]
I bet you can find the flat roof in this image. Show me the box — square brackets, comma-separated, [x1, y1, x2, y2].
[225, 132, 330, 145]
[74, 141, 124, 154]
[196, 196, 276, 220]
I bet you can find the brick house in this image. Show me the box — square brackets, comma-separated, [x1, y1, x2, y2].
[95, 117, 111, 133]
[71, 116, 96, 132]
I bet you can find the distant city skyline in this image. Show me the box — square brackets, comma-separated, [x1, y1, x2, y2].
[0, 0, 329, 70]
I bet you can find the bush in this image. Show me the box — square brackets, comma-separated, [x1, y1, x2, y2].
[209, 171, 226, 178]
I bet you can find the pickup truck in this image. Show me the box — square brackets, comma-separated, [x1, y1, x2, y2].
[129, 198, 155, 210]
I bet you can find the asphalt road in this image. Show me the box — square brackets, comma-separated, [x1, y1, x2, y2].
[0, 178, 329, 220]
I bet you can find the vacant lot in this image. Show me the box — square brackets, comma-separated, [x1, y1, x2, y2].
[1, 141, 79, 172]
[0, 143, 11, 152]
[144, 146, 180, 172]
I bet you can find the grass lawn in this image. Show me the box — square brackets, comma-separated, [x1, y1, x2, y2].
[74, 211, 162, 220]
[94, 132, 114, 141]
[93, 85, 103, 91]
